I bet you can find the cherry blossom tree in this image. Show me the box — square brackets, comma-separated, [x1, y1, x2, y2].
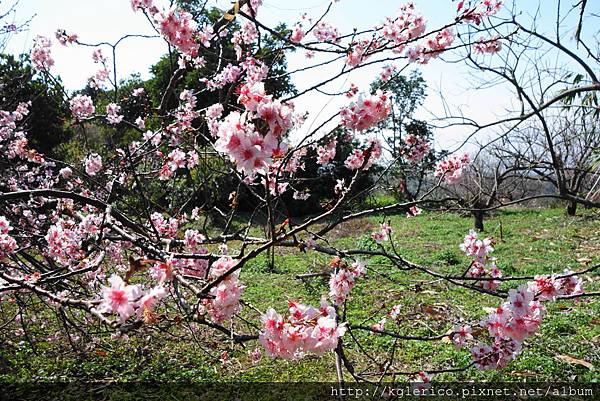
[0, 0, 599, 386]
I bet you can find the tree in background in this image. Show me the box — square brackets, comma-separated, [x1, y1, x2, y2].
[370, 71, 445, 201]
[0, 54, 69, 156]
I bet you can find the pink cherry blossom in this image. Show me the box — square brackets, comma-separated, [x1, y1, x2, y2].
[340, 90, 391, 131]
[312, 21, 340, 43]
[451, 325, 473, 349]
[371, 317, 386, 332]
[153, 7, 199, 56]
[316, 139, 337, 165]
[31, 35, 54, 70]
[106, 103, 123, 124]
[346, 40, 372, 67]
[459, 0, 503, 25]
[150, 212, 179, 238]
[89, 68, 110, 89]
[380, 65, 398, 82]
[371, 222, 393, 243]
[381, 3, 427, 53]
[137, 285, 167, 320]
[434, 153, 470, 184]
[406, 206, 422, 218]
[289, 24, 305, 43]
[401, 133, 430, 163]
[99, 274, 142, 323]
[259, 298, 345, 360]
[132, 87, 145, 97]
[130, 0, 154, 11]
[55, 29, 78, 46]
[388, 304, 402, 320]
[206, 63, 241, 90]
[344, 137, 382, 170]
[473, 36, 502, 54]
[70, 95, 95, 120]
[0, 216, 17, 259]
[329, 260, 366, 305]
[201, 256, 244, 323]
[84, 153, 103, 176]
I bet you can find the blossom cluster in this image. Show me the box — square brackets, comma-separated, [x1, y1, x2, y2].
[329, 260, 366, 305]
[70, 95, 95, 120]
[213, 112, 278, 176]
[460, 230, 501, 290]
[153, 7, 200, 56]
[31, 35, 54, 70]
[1, 102, 39, 163]
[344, 137, 382, 170]
[149, 212, 180, 239]
[407, 28, 455, 64]
[458, 0, 503, 25]
[99, 274, 166, 323]
[213, 82, 294, 177]
[451, 231, 585, 371]
[434, 153, 470, 184]
[316, 138, 337, 165]
[45, 215, 102, 266]
[401, 133, 431, 163]
[0, 216, 17, 259]
[55, 29, 78, 46]
[289, 24, 305, 43]
[84, 153, 103, 176]
[106, 103, 124, 124]
[381, 3, 427, 53]
[346, 40, 373, 67]
[201, 256, 245, 324]
[340, 90, 391, 131]
[312, 21, 340, 43]
[174, 229, 209, 278]
[371, 222, 393, 243]
[259, 299, 345, 360]
[205, 64, 241, 90]
[473, 36, 502, 54]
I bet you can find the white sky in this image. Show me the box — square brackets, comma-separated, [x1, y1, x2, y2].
[3, 0, 594, 153]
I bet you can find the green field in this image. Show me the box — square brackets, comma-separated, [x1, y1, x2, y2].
[1, 207, 599, 393]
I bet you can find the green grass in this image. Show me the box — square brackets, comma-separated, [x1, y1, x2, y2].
[1, 207, 599, 389]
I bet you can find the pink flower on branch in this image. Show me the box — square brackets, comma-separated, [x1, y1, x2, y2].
[473, 36, 503, 54]
[329, 260, 366, 305]
[99, 274, 142, 323]
[70, 95, 95, 120]
[31, 35, 54, 70]
[0, 216, 17, 259]
[259, 298, 345, 360]
[434, 153, 470, 184]
[84, 153, 103, 176]
[340, 90, 391, 131]
[201, 256, 245, 324]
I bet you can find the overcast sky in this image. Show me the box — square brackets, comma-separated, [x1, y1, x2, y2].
[3, 0, 595, 153]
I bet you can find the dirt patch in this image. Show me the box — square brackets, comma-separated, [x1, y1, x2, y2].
[328, 218, 376, 240]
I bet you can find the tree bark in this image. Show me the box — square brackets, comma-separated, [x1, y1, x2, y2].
[473, 209, 485, 231]
[566, 200, 577, 216]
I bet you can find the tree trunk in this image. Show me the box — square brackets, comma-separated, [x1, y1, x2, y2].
[473, 209, 485, 231]
[566, 200, 577, 216]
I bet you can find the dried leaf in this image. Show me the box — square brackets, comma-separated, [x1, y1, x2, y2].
[512, 371, 538, 378]
[555, 355, 593, 369]
[577, 257, 592, 265]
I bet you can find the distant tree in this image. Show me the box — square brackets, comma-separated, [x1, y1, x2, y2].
[0, 54, 69, 156]
[370, 71, 445, 201]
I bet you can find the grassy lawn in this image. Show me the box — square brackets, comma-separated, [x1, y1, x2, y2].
[1, 207, 599, 391]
